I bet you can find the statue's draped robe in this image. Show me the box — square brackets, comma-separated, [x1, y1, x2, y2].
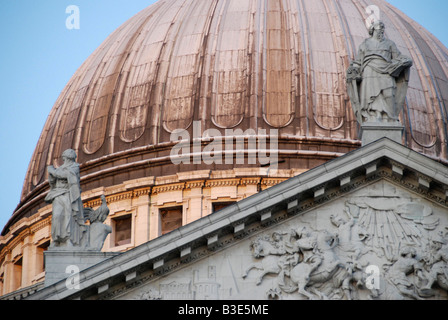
[45, 162, 85, 246]
[349, 37, 411, 122]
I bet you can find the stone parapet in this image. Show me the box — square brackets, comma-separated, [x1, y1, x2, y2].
[44, 250, 120, 287]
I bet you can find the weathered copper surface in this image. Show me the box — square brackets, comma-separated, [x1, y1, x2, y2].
[4, 0, 448, 234]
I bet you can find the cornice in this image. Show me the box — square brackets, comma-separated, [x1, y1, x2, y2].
[205, 179, 241, 188]
[29, 217, 51, 234]
[152, 183, 185, 194]
[240, 177, 261, 186]
[185, 180, 205, 189]
[261, 178, 288, 187]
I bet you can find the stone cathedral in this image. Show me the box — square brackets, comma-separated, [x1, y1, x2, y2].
[1, 0, 447, 301]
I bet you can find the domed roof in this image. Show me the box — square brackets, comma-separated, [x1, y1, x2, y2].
[7, 0, 448, 233]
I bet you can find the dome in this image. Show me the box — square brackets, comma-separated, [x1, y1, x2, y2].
[4, 0, 448, 234]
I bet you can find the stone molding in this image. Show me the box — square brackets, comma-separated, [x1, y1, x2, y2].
[185, 180, 205, 189]
[152, 183, 185, 195]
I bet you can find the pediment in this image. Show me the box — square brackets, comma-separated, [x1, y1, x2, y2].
[26, 139, 448, 300]
[116, 178, 448, 300]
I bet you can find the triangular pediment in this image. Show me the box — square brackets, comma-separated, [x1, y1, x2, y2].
[119, 179, 448, 301]
[26, 139, 448, 300]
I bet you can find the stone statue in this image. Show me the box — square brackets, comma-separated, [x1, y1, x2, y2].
[84, 195, 112, 251]
[45, 149, 86, 249]
[45, 149, 111, 251]
[347, 20, 413, 124]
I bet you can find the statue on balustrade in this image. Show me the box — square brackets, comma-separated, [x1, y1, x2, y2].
[45, 149, 111, 251]
[347, 20, 413, 124]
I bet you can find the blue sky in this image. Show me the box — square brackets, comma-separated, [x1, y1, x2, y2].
[0, 0, 447, 232]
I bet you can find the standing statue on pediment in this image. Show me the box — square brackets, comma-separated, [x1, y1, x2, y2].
[45, 149, 87, 249]
[45, 149, 111, 251]
[347, 20, 413, 124]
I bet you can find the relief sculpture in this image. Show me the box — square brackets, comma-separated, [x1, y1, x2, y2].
[242, 226, 361, 300]
[242, 199, 448, 300]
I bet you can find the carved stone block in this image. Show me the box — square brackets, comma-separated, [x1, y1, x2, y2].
[44, 250, 119, 287]
[361, 122, 404, 145]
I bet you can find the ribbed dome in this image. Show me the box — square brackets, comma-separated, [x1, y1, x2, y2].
[7, 0, 448, 233]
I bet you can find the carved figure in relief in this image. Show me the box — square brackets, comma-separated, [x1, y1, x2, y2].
[346, 20, 412, 124]
[289, 228, 346, 300]
[330, 213, 369, 260]
[421, 232, 448, 293]
[271, 232, 301, 286]
[242, 237, 282, 285]
[340, 261, 369, 300]
[242, 197, 447, 300]
[242, 232, 299, 286]
[380, 247, 424, 300]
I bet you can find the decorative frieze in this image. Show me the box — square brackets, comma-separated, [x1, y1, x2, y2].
[152, 183, 185, 194]
[240, 178, 261, 186]
[185, 180, 205, 189]
[205, 179, 241, 188]
[133, 188, 152, 198]
[261, 178, 287, 188]
[29, 217, 51, 234]
[83, 191, 133, 208]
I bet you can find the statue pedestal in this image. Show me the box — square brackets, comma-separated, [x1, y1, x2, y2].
[361, 122, 404, 146]
[44, 249, 120, 287]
